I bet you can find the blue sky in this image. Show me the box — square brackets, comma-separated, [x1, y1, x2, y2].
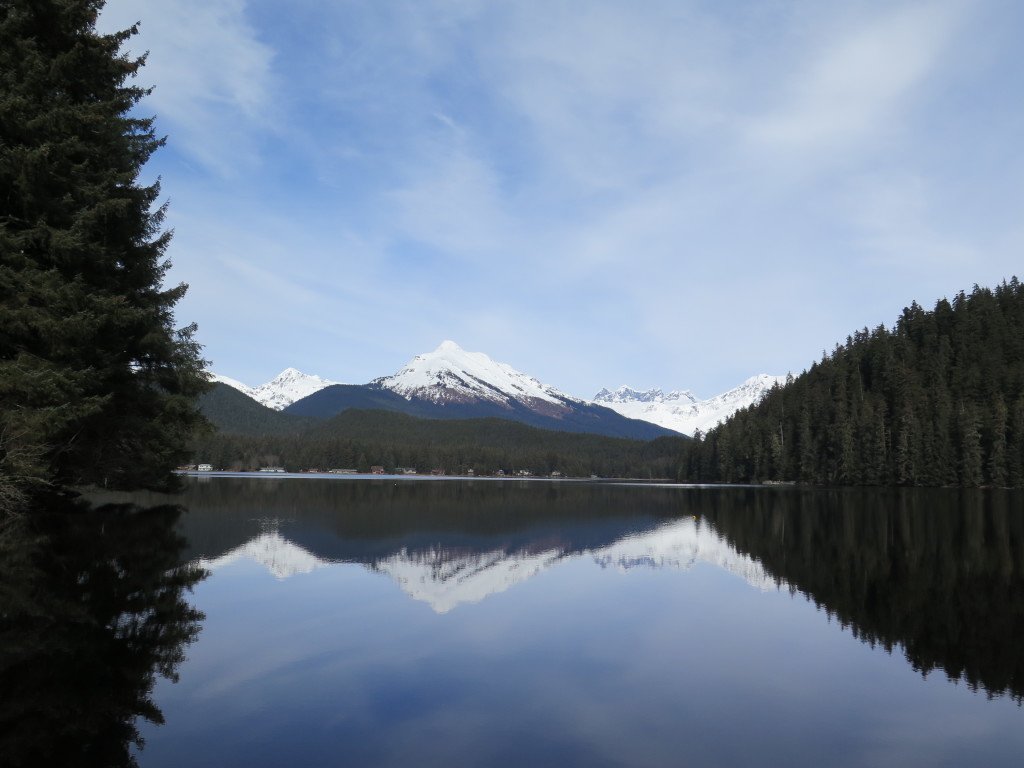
[97, 0, 1024, 399]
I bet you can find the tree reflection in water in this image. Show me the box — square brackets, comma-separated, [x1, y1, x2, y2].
[698, 487, 1024, 702]
[0, 497, 206, 767]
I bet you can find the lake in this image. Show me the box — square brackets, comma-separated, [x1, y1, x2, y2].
[3, 478, 1023, 766]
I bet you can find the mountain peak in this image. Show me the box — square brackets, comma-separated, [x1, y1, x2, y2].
[252, 369, 343, 410]
[208, 368, 343, 411]
[595, 386, 668, 404]
[375, 342, 569, 407]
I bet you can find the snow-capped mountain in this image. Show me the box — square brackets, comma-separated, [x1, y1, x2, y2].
[207, 341, 782, 439]
[207, 372, 254, 396]
[207, 368, 342, 411]
[594, 386, 700, 406]
[373, 340, 571, 411]
[594, 374, 789, 436]
[306, 340, 676, 438]
[252, 368, 343, 411]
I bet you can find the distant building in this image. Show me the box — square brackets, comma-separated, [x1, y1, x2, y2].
[331, 468, 358, 474]
[259, 466, 285, 473]
[197, 463, 213, 472]
[371, 465, 385, 474]
[430, 468, 445, 476]
[394, 467, 417, 475]
[550, 471, 562, 478]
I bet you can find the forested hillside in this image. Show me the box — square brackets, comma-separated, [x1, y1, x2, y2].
[680, 279, 1024, 487]
[191, 408, 685, 478]
[198, 383, 314, 436]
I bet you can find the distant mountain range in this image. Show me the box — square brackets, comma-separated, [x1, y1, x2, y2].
[594, 375, 788, 436]
[208, 341, 783, 439]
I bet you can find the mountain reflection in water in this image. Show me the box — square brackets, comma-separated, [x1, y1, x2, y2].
[198, 515, 779, 613]
[111, 477, 1024, 702]
[67, 478, 1023, 767]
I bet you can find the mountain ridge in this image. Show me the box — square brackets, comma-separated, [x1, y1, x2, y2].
[210, 341, 781, 438]
[594, 374, 788, 436]
[277, 342, 680, 440]
[207, 368, 343, 411]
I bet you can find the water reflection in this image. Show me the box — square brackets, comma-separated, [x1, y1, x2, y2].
[102, 478, 1024, 705]
[0, 497, 206, 767]
[158, 479, 774, 612]
[76, 479, 1024, 766]
[697, 486, 1024, 702]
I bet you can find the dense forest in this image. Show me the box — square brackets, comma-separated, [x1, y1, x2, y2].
[680, 279, 1024, 487]
[190, 407, 686, 479]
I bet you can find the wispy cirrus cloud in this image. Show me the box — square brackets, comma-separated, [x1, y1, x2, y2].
[98, 0, 276, 175]
[388, 148, 516, 260]
[744, 1, 966, 156]
[92, 0, 1024, 396]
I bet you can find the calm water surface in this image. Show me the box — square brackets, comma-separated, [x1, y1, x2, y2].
[3, 478, 1023, 766]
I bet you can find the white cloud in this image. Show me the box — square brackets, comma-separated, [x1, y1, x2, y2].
[745, 2, 965, 155]
[479, 0, 731, 192]
[98, 0, 275, 175]
[89, 0, 1024, 397]
[388, 149, 515, 259]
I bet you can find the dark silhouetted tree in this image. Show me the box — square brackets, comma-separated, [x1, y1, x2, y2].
[0, 0, 209, 504]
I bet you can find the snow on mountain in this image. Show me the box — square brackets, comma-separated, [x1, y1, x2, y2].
[594, 374, 788, 436]
[210, 342, 785, 428]
[207, 372, 254, 398]
[207, 368, 342, 410]
[373, 340, 573, 409]
[250, 368, 342, 411]
[593, 386, 699, 406]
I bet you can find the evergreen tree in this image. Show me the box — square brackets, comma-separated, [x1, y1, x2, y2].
[679, 278, 1024, 488]
[0, 0, 209, 502]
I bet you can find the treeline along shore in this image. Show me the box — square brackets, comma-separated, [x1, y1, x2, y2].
[193, 279, 1024, 487]
[677, 279, 1024, 487]
[190, 407, 687, 479]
